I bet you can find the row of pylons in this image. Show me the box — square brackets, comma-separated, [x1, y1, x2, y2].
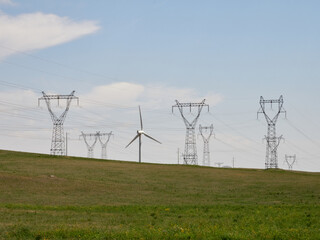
[39, 91, 291, 169]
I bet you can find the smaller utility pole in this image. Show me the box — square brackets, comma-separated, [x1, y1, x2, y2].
[177, 148, 180, 164]
[232, 157, 235, 168]
[284, 154, 296, 170]
[66, 132, 68, 156]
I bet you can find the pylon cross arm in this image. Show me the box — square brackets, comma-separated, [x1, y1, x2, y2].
[98, 133, 113, 145]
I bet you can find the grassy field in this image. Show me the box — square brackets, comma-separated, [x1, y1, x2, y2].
[0, 150, 320, 239]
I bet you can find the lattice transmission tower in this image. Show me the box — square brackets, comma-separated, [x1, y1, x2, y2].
[284, 154, 296, 170]
[172, 99, 209, 165]
[96, 131, 113, 159]
[257, 95, 286, 169]
[39, 91, 79, 156]
[80, 132, 98, 158]
[199, 124, 214, 166]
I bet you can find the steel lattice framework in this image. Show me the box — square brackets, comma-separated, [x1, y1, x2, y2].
[80, 132, 98, 158]
[39, 91, 78, 156]
[172, 99, 209, 165]
[257, 95, 286, 169]
[199, 124, 214, 166]
[96, 131, 113, 159]
[284, 154, 296, 170]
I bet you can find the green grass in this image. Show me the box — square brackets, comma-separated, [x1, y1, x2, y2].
[0, 150, 320, 239]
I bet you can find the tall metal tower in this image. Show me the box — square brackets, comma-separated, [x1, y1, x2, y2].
[284, 154, 296, 170]
[96, 131, 113, 159]
[80, 132, 98, 158]
[257, 95, 286, 169]
[39, 91, 79, 156]
[172, 99, 209, 165]
[199, 124, 214, 166]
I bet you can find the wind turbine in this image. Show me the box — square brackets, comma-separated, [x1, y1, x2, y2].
[126, 106, 161, 163]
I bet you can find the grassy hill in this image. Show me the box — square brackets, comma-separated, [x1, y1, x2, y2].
[0, 150, 319, 239]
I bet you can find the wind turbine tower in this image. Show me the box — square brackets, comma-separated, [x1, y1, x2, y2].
[126, 106, 161, 163]
[199, 124, 214, 166]
[257, 95, 286, 169]
[172, 99, 209, 165]
[38, 91, 79, 156]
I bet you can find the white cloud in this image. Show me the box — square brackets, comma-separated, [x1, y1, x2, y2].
[81, 82, 145, 107]
[81, 82, 223, 109]
[0, 12, 100, 59]
[0, 0, 15, 6]
[0, 89, 38, 109]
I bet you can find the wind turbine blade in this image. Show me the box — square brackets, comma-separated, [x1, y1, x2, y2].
[125, 134, 139, 148]
[139, 105, 143, 130]
[143, 132, 161, 144]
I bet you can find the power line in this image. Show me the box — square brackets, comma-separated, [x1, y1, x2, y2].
[286, 118, 320, 149]
[0, 79, 42, 93]
[208, 114, 263, 155]
[211, 114, 261, 145]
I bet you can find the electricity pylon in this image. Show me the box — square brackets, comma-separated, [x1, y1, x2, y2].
[199, 124, 214, 166]
[80, 132, 98, 158]
[39, 91, 79, 156]
[257, 95, 286, 169]
[284, 154, 296, 170]
[172, 99, 209, 165]
[96, 131, 113, 159]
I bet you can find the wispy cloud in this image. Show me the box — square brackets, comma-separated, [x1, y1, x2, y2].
[81, 82, 223, 109]
[0, 12, 100, 59]
[0, 0, 15, 6]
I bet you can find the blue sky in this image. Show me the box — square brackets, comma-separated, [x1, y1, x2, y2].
[0, 0, 320, 171]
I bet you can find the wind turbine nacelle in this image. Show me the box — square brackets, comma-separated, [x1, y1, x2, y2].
[138, 130, 144, 135]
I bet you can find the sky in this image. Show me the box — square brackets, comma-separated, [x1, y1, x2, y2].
[0, 0, 320, 171]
